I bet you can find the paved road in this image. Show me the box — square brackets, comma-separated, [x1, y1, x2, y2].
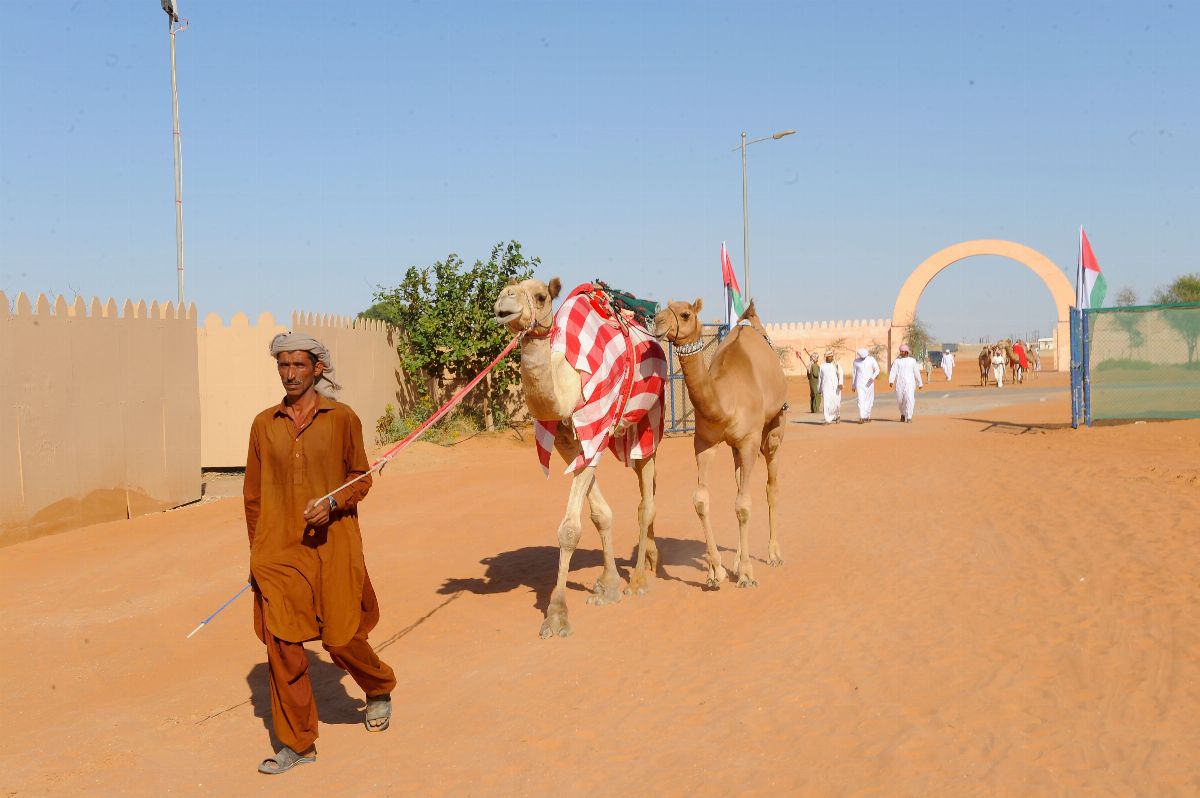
[794, 382, 1068, 423]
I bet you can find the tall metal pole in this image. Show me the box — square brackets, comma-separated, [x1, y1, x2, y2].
[168, 13, 186, 307]
[740, 131, 749, 303]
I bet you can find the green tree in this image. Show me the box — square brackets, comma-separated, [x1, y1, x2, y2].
[368, 241, 538, 429]
[1153, 274, 1200, 367]
[1113, 286, 1145, 358]
[903, 315, 934, 360]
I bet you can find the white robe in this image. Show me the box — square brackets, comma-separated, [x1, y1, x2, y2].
[852, 355, 880, 420]
[889, 356, 923, 419]
[991, 353, 1006, 387]
[818, 361, 843, 423]
[941, 352, 955, 382]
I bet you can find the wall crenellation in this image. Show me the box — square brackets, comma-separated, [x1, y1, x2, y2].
[0, 291, 197, 321]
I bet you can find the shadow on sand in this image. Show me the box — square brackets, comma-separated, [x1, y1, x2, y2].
[437, 536, 711, 612]
[246, 651, 365, 749]
[956, 416, 1076, 433]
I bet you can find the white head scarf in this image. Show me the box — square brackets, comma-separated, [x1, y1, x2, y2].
[855, 347, 869, 359]
[269, 332, 342, 398]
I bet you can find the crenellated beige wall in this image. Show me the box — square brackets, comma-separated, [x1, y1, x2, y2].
[197, 311, 409, 467]
[0, 292, 201, 546]
[764, 318, 892, 376]
[197, 311, 289, 467]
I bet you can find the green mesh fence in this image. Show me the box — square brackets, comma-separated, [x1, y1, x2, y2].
[1086, 303, 1200, 420]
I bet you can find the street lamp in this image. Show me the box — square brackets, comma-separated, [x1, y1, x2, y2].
[736, 129, 795, 303]
[161, 0, 188, 306]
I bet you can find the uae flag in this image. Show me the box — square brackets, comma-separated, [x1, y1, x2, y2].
[1076, 226, 1108, 310]
[722, 242, 745, 328]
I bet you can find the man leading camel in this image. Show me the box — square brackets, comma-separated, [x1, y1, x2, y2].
[807, 351, 822, 414]
[245, 333, 396, 775]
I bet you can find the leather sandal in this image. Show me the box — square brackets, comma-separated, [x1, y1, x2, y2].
[258, 745, 316, 775]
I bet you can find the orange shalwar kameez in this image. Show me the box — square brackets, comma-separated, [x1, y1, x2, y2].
[244, 395, 396, 753]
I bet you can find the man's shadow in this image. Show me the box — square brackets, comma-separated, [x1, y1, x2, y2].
[247, 650, 364, 749]
[437, 535, 710, 613]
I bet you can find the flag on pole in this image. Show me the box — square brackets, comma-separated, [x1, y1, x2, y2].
[721, 242, 745, 328]
[1076, 226, 1107, 310]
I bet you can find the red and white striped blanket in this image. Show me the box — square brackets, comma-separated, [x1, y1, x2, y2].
[534, 284, 667, 475]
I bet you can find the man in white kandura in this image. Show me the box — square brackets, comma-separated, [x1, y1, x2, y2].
[851, 347, 881, 424]
[941, 349, 955, 382]
[888, 343, 924, 423]
[991, 347, 1007, 388]
[818, 349, 844, 424]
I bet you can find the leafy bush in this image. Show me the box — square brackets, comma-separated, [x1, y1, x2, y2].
[375, 402, 487, 448]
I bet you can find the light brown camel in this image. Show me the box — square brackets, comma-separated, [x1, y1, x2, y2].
[978, 345, 994, 386]
[493, 277, 660, 638]
[653, 298, 787, 588]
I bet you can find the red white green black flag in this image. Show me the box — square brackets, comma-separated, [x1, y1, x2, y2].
[722, 242, 745, 328]
[1076, 226, 1107, 310]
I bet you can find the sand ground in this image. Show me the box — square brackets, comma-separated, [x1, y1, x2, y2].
[2, 372, 1198, 797]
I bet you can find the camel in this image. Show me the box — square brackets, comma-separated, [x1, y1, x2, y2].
[493, 277, 662, 638]
[978, 345, 993, 386]
[653, 298, 787, 588]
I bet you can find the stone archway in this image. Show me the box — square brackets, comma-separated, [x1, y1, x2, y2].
[888, 239, 1074, 370]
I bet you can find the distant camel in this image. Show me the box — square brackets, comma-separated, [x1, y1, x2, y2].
[978, 346, 994, 386]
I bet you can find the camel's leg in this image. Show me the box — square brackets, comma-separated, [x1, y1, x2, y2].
[731, 441, 759, 588]
[541, 463, 596, 639]
[693, 438, 726, 588]
[549, 433, 621, 609]
[624, 456, 658, 596]
[584, 479, 622, 606]
[760, 412, 786, 567]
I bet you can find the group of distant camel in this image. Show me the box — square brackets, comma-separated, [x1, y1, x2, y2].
[977, 339, 1040, 387]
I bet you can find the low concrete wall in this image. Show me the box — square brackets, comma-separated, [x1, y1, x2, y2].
[198, 311, 409, 468]
[765, 318, 892, 377]
[0, 292, 201, 546]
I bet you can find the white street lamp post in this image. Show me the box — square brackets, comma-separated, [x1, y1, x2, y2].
[737, 129, 795, 303]
[162, 1, 188, 306]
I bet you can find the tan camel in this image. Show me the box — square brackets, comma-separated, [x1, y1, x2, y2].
[493, 277, 660, 638]
[653, 298, 787, 588]
[978, 345, 993, 386]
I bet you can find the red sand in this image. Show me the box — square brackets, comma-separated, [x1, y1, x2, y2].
[2, 375, 1198, 796]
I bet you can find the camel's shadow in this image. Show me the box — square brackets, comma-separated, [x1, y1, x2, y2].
[246, 650, 365, 750]
[438, 536, 710, 612]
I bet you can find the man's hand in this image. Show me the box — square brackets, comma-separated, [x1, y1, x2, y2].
[303, 497, 332, 527]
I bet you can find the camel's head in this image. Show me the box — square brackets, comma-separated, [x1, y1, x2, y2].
[493, 277, 561, 335]
[654, 298, 703, 345]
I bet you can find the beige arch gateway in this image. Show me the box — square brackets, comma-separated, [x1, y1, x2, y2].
[888, 239, 1074, 370]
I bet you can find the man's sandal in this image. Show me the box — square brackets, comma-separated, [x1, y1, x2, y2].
[365, 694, 392, 733]
[258, 745, 316, 775]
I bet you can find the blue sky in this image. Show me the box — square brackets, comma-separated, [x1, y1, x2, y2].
[1, 0, 1196, 342]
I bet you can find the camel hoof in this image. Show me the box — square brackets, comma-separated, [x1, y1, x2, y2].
[736, 575, 758, 588]
[767, 556, 784, 567]
[622, 575, 650, 597]
[539, 611, 572, 639]
[586, 583, 622, 606]
[704, 576, 722, 589]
